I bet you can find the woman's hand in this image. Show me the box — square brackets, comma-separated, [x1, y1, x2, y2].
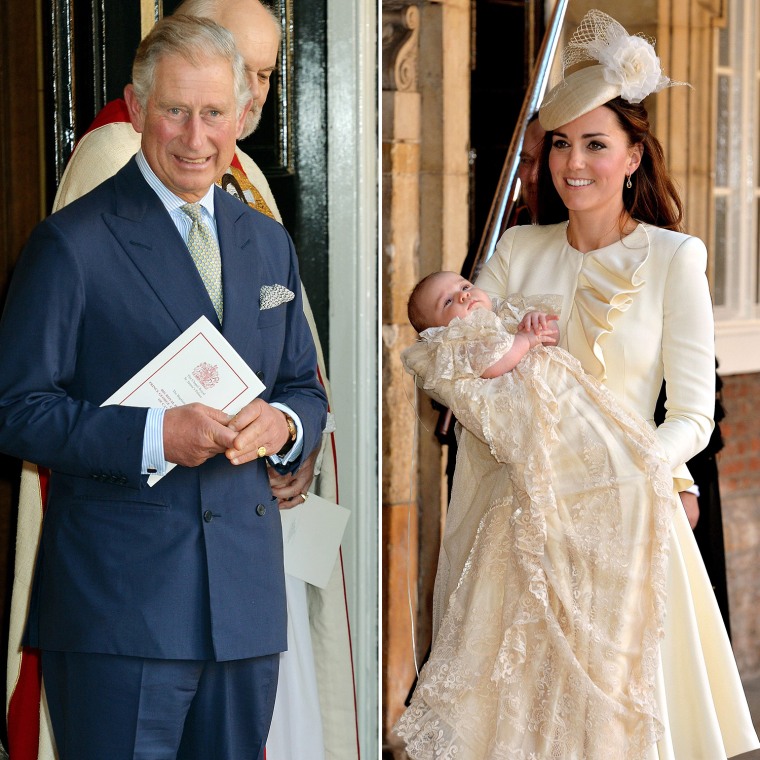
[680, 490, 700, 529]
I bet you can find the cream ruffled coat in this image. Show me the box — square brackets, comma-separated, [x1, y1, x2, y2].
[421, 221, 758, 759]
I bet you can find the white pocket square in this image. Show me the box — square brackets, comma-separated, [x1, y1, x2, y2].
[260, 284, 295, 310]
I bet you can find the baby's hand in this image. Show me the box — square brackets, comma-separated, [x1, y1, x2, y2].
[519, 311, 559, 346]
[519, 328, 556, 349]
[519, 310, 557, 333]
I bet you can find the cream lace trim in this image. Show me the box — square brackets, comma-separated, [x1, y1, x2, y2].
[396, 334, 674, 758]
[405, 295, 563, 386]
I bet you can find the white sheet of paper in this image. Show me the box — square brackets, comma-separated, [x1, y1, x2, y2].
[101, 316, 265, 486]
[279, 493, 350, 589]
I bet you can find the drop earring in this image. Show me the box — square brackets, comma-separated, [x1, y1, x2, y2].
[626, 173, 633, 189]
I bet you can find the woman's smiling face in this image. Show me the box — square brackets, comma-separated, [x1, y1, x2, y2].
[548, 105, 642, 219]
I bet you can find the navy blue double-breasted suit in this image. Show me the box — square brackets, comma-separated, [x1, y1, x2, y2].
[0, 157, 327, 664]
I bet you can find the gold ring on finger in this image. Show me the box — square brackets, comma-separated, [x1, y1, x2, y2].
[257, 446, 267, 458]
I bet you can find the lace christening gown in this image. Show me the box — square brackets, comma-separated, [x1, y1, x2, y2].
[395, 298, 677, 760]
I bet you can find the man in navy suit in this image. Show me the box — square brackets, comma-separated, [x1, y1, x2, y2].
[0, 14, 326, 759]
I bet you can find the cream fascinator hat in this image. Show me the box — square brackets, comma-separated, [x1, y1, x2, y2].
[539, 10, 683, 131]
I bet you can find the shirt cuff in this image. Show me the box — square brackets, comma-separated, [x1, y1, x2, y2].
[142, 407, 169, 475]
[268, 402, 304, 465]
[683, 483, 701, 498]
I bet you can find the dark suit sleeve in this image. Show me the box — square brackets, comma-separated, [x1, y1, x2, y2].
[0, 219, 147, 486]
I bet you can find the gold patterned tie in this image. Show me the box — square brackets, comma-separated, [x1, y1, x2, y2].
[181, 202, 223, 322]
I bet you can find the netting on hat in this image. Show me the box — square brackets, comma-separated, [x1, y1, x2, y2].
[561, 10, 652, 72]
[550, 9, 685, 105]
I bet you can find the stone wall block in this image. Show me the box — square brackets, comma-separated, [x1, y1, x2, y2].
[382, 323, 422, 502]
[382, 498, 419, 737]
[384, 142, 421, 324]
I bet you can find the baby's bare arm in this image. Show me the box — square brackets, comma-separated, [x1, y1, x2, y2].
[480, 329, 553, 378]
[480, 310, 558, 378]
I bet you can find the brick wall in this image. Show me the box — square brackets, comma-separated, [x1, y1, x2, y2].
[719, 372, 760, 680]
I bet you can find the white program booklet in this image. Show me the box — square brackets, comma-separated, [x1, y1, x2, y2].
[101, 315, 265, 485]
[279, 493, 350, 588]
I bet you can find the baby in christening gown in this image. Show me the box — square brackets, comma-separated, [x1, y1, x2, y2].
[395, 271, 678, 760]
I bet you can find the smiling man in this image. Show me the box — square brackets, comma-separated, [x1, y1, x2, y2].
[0, 16, 327, 759]
[7, 3, 359, 759]
[125, 44, 247, 203]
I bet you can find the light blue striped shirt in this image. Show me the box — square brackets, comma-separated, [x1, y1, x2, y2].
[136, 150, 219, 245]
[136, 151, 303, 474]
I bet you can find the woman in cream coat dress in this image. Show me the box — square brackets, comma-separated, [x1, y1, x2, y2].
[433, 11, 759, 760]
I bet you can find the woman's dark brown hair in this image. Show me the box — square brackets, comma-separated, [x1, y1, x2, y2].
[535, 97, 685, 232]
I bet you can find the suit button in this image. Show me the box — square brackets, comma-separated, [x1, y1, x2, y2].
[203, 510, 214, 523]
[256, 503, 266, 516]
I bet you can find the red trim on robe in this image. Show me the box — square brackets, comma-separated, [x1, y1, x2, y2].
[86, 98, 130, 133]
[7, 468, 49, 760]
[7, 647, 42, 760]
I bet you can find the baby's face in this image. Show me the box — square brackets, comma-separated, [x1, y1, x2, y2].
[420, 272, 491, 327]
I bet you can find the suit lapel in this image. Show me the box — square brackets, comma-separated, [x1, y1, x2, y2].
[214, 188, 262, 352]
[103, 159, 222, 332]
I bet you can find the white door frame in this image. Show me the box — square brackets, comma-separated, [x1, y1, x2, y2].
[327, 0, 379, 754]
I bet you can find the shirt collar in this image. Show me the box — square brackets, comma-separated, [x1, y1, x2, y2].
[135, 150, 216, 219]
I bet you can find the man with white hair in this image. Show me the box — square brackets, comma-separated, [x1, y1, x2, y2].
[1, 15, 328, 756]
[6, 3, 358, 759]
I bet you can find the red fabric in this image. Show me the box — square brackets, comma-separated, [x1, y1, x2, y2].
[7, 468, 49, 759]
[38, 468, 50, 509]
[7, 647, 42, 760]
[86, 99, 130, 134]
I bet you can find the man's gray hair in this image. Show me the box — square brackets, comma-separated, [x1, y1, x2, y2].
[174, 0, 282, 42]
[174, 0, 217, 16]
[131, 15, 251, 114]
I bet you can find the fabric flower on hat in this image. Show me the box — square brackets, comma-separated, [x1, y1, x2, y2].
[594, 35, 669, 103]
[558, 9, 683, 105]
[539, 10, 689, 130]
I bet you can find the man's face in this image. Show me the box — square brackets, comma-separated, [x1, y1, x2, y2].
[216, 0, 280, 138]
[125, 53, 248, 202]
[517, 119, 546, 220]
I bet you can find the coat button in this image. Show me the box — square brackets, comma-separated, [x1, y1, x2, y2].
[256, 503, 266, 516]
[203, 510, 214, 523]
